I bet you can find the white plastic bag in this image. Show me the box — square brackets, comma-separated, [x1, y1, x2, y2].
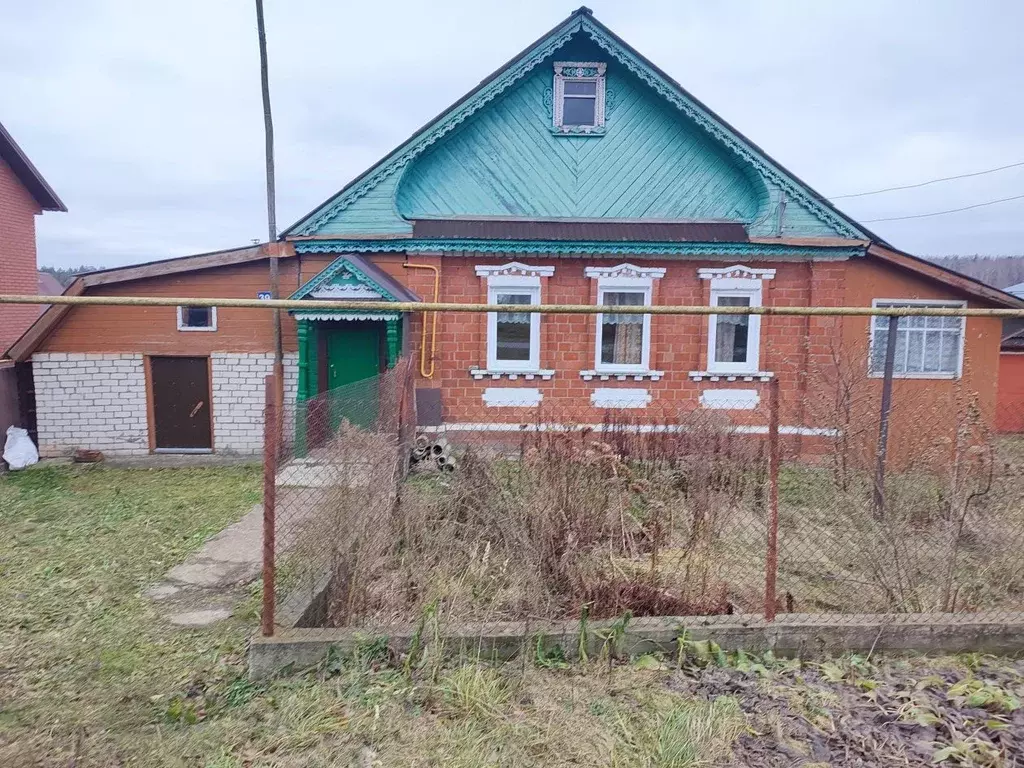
[3, 426, 39, 470]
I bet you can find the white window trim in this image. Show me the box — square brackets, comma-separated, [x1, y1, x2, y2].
[592, 274, 656, 374]
[868, 298, 966, 379]
[706, 277, 763, 375]
[485, 279, 542, 372]
[553, 61, 607, 134]
[177, 305, 217, 332]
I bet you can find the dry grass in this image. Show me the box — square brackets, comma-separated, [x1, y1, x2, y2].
[0, 462, 746, 768]
[309, 404, 1024, 628]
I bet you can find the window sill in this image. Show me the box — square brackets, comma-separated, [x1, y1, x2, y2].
[551, 126, 606, 137]
[581, 369, 664, 382]
[470, 368, 554, 381]
[867, 371, 959, 380]
[689, 370, 774, 382]
[177, 327, 217, 332]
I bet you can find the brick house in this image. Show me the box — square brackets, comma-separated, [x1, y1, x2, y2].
[4, 7, 1022, 459]
[0, 120, 65, 440]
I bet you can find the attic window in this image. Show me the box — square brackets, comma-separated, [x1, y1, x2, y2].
[553, 62, 606, 135]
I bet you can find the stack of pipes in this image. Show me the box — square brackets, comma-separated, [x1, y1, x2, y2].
[411, 434, 456, 472]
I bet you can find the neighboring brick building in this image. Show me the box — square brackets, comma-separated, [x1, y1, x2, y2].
[0, 120, 65, 443]
[5, 8, 1022, 458]
[0, 120, 65, 353]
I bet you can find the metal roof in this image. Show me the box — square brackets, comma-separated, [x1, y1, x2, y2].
[0, 120, 65, 211]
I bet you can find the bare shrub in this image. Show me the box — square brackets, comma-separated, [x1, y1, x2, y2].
[320, 407, 765, 627]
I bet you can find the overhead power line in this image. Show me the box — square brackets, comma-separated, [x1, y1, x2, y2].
[831, 160, 1024, 200]
[861, 193, 1024, 223]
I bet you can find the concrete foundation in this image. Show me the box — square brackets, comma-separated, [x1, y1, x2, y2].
[249, 612, 1024, 680]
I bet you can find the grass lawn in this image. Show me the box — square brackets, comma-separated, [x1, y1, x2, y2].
[2, 463, 1022, 767]
[0, 464, 745, 767]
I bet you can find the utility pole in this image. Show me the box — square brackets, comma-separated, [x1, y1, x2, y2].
[255, 0, 283, 392]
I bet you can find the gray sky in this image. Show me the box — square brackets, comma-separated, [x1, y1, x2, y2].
[2, 1, 1023, 268]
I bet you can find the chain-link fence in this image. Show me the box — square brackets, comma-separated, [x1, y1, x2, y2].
[262, 318, 1024, 642]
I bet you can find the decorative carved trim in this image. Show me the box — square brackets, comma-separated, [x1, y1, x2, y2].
[585, 263, 666, 280]
[292, 20, 582, 235]
[295, 239, 866, 259]
[291, 16, 862, 240]
[553, 60, 606, 135]
[697, 264, 776, 281]
[579, 18, 861, 239]
[294, 311, 401, 322]
[470, 368, 555, 381]
[580, 369, 664, 382]
[290, 255, 401, 303]
[475, 262, 555, 278]
[309, 284, 383, 299]
[688, 370, 775, 383]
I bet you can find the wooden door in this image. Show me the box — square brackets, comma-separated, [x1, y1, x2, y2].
[322, 322, 382, 391]
[311, 323, 382, 436]
[149, 356, 213, 451]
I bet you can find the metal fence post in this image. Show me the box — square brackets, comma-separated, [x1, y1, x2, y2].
[262, 374, 278, 637]
[764, 377, 781, 622]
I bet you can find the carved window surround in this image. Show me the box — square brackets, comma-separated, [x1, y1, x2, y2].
[552, 61, 607, 135]
[475, 262, 555, 279]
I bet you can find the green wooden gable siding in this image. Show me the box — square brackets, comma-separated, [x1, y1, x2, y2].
[315, 173, 411, 236]
[288, 10, 867, 243]
[396, 42, 765, 223]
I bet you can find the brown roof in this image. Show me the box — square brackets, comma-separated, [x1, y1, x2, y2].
[37, 271, 63, 297]
[0, 120, 66, 212]
[412, 219, 749, 243]
[866, 244, 1024, 309]
[5, 243, 291, 361]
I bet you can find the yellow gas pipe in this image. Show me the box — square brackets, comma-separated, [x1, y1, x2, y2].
[402, 262, 439, 378]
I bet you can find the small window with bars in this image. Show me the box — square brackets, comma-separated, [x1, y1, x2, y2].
[869, 301, 965, 377]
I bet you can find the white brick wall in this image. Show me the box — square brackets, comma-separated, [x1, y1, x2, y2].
[32, 351, 299, 458]
[211, 352, 298, 455]
[33, 353, 150, 457]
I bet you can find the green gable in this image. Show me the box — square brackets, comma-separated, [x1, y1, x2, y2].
[285, 8, 869, 243]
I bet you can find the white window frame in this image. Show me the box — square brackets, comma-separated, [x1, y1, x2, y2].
[869, 298, 966, 379]
[553, 61, 607, 134]
[486, 277, 541, 372]
[707, 278, 763, 375]
[177, 305, 217, 332]
[593, 278, 653, 374]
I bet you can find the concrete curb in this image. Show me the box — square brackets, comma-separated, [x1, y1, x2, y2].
[249, 612, 1024, 680]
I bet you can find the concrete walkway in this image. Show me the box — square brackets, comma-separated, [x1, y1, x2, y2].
[146, 503, 266, 627]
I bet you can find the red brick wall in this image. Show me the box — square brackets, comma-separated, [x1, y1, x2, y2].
[0, 155, 42, 354]
[410, 255, 838, 426]
[997, 353, 1024, 433]
[385, 253, 1001, 466]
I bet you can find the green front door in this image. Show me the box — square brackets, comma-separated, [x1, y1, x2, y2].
[321, 322, 381, 429]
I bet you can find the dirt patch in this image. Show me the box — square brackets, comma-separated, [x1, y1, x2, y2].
[667, 655, 1024, 766]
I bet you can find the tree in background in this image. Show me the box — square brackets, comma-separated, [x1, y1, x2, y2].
[928, 255, 1024, 290]
[38, 265, 100, 287]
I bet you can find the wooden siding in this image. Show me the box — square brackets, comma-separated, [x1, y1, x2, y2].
[309, 33, 847, 240]
[37, 260, 304, 354]
[396, 40, 764, 223]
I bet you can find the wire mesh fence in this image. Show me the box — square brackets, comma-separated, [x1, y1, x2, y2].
[263, 339, 1024, 642]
